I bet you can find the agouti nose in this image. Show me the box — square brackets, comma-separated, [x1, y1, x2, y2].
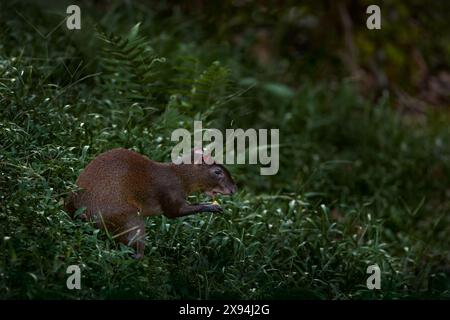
[230, 185, 237, 194]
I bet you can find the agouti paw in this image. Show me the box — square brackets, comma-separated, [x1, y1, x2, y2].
[210, 204, 223, 213]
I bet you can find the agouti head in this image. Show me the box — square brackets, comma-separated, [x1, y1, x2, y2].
[176, 148, 237, 197]
[197, 163, 237, 197]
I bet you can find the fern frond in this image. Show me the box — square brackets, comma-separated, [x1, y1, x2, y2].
[97, 23, 166, 110]
[170, 59, 232, 116]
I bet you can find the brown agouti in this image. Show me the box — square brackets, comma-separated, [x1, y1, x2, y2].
[65, 148, 237, 258]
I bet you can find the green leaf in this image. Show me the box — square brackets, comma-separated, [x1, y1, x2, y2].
[128, 22, 141, 42]
[262, 82, 295, 99]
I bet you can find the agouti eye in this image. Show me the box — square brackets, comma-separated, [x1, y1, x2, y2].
[214, 169, 222, 175]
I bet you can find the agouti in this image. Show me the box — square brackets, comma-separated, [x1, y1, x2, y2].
[65, 148, 237, 258]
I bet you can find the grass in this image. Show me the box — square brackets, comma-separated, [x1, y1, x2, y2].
[0, 1, 449, 299]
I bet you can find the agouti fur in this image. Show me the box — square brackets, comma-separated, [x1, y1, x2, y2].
[65, 148, 237, 258]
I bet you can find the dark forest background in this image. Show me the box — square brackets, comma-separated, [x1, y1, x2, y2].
[0, 0, 449, 299]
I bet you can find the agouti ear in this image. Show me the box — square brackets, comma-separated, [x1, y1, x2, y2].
[176, 147, 216, 165]
[192, 147, 204, 165]
[202, 153, 215, 165]
[192, 147, 216, 165]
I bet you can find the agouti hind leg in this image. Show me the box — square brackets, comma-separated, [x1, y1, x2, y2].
[114, 216, 146, 259]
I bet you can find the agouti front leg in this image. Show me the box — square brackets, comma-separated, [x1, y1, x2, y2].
[165, 203, 223, 219]
[178, 203, 223, 217]
[161, 193, 223, 219]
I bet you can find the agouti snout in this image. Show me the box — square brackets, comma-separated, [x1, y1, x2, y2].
[65, 148, 237, 258]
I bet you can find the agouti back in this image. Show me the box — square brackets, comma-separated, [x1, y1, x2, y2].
[65, 148, 237, 258]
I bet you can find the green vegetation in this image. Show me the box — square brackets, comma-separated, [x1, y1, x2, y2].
[1, 1, 449, 299]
